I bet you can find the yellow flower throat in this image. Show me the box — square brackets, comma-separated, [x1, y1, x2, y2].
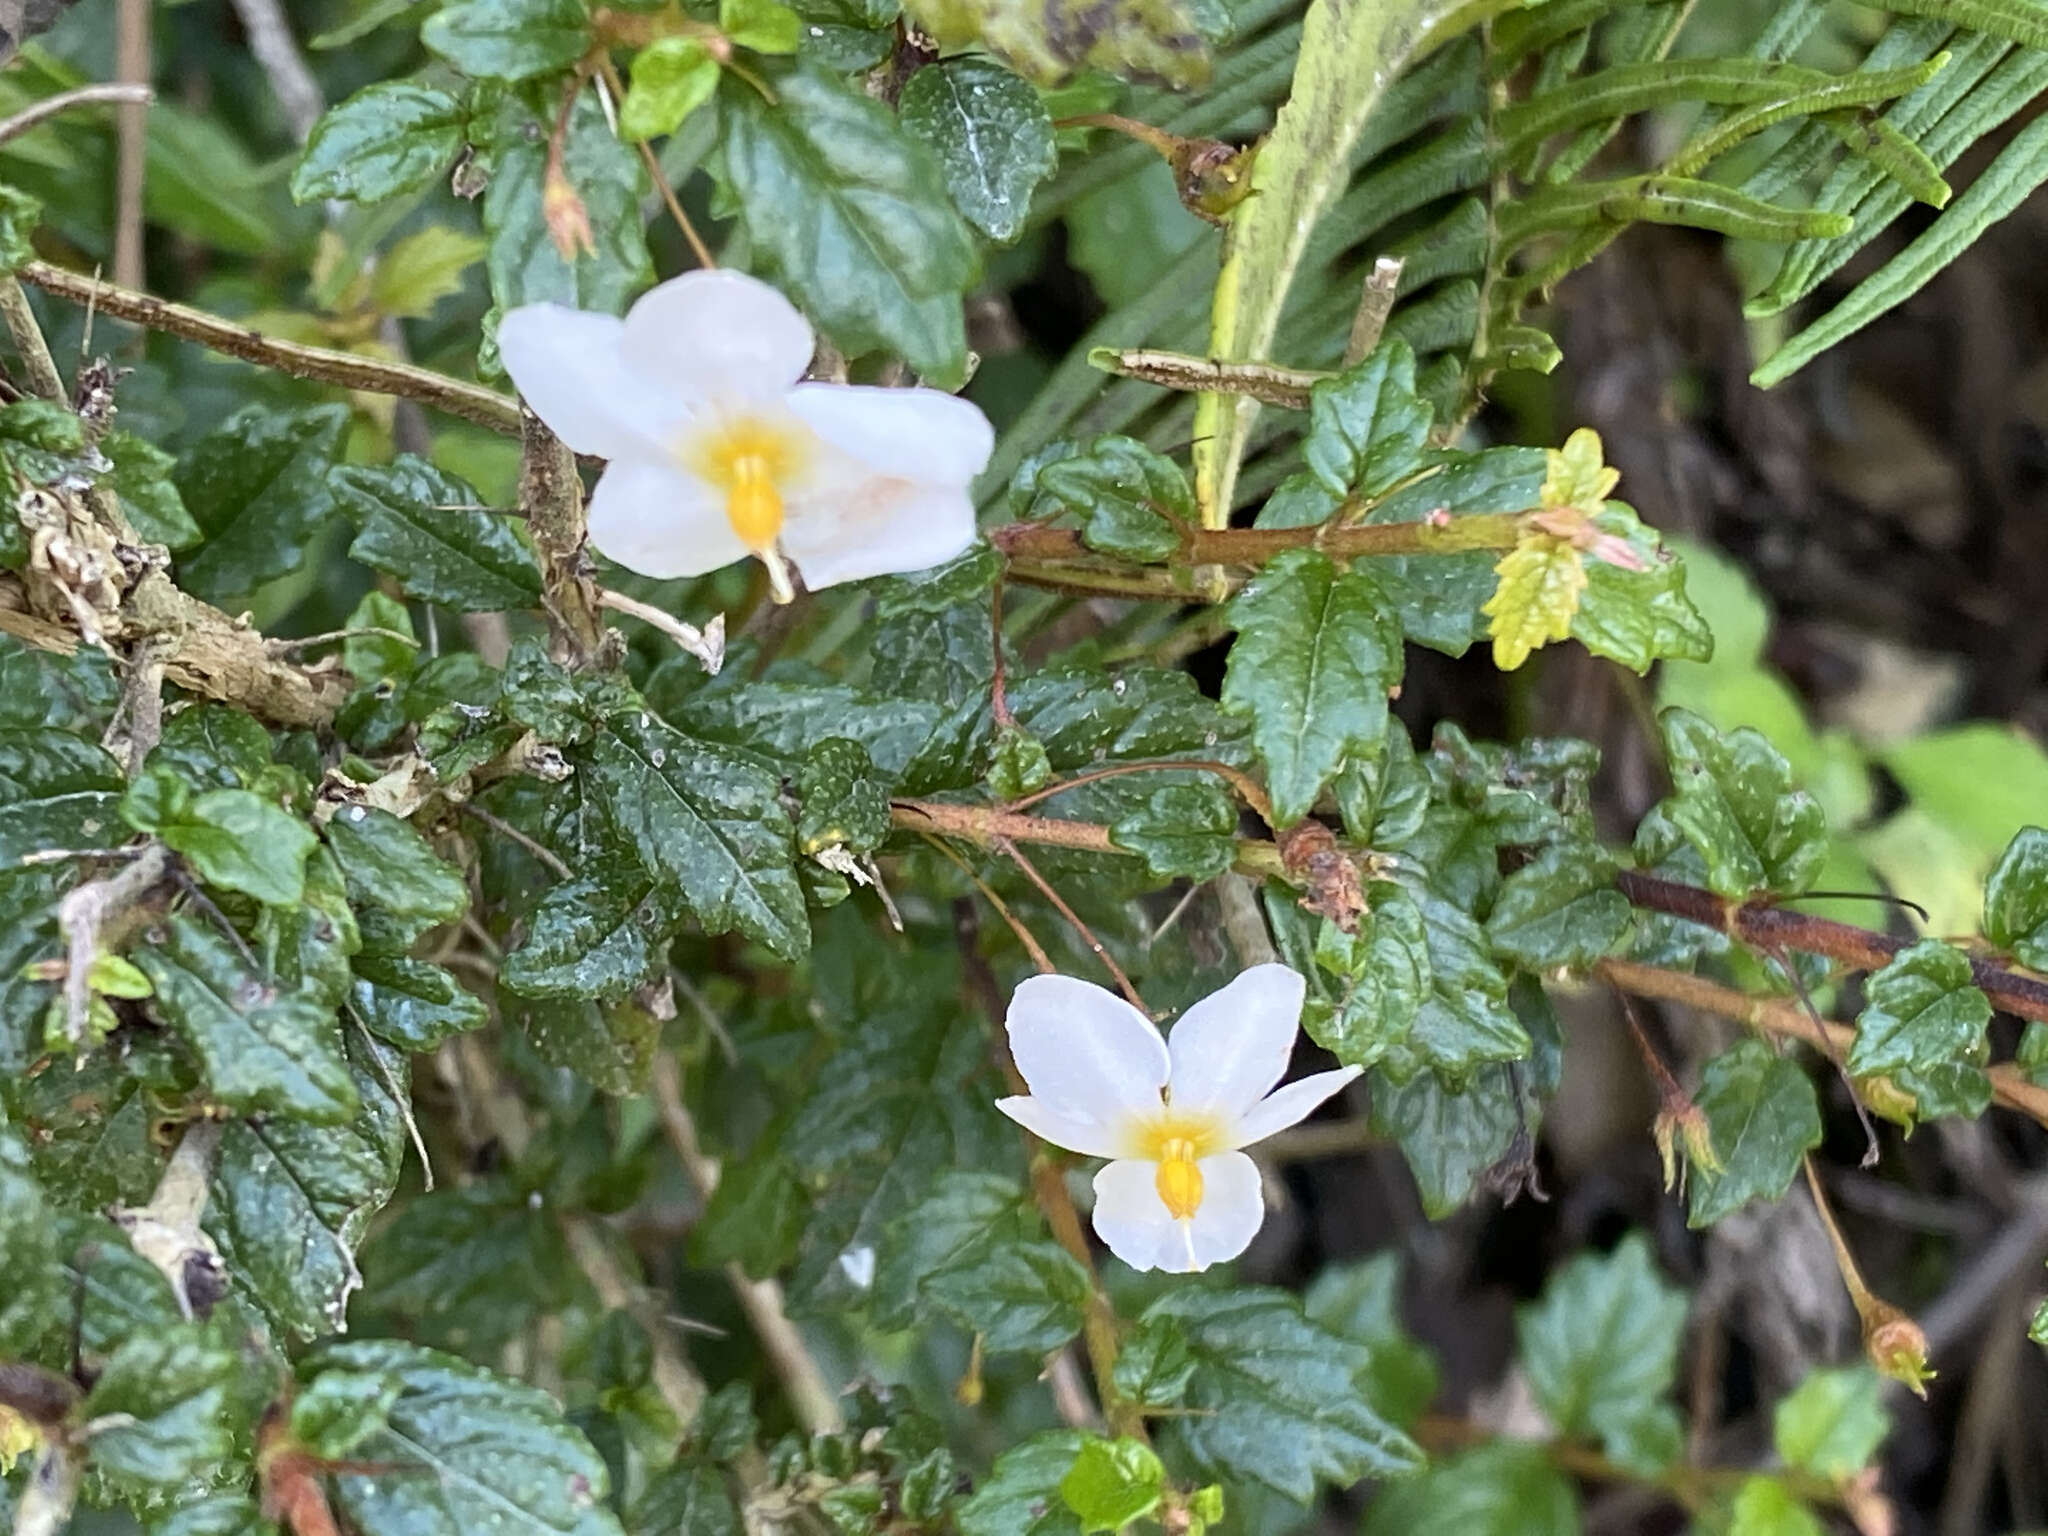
[1134, 1111, 1225, 1221]
[687, 417, 806, 553]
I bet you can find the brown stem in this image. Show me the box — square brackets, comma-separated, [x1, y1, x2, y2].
[1005, 758, 1275, 831]
[1089, 348, 1327, 409]
[1616, 870, 2048, 1023]
[0, 84, 155, 150]
[598, 57, 718, 271]
[17, 262, 523, 433]
[891, 798, 1288, 881]
[518, 409, 606, 664]
[997, 834, 1149, 1013]
[113, 0, 149, 291]
[990, 509, 1526, 569]
[1343, 256, 1406, 368]
[0, 274, 66, 400]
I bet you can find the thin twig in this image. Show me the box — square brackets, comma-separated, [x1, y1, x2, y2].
[1005, 757, 1274, 830]
[0, 84, 154, 150]
[563, 1214, 709, 1431]
[997, 835, 1149, 1013]
[596, 56, 717, 270]
[112, 0, 149, 290]
[650, 1054, 845, 1435]
[598, 587, 724, 674]
[225, 0, 324, 142]
[1342, 256, 1406, 367]
[55, 844, 171, 1047]
[17, 262, 523, 433]
[923, 834, 1056, 973]
[0, 275, 66, 400]
[265, 626, 420, 657]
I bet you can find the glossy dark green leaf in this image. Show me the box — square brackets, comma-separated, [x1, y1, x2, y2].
[1143, 1286, 1423, 1500]
[586, 711, 809, 959]
[324, 805, 470, 955]
[485, 86, 653, 315]
[719, 64, 977, 386]
[1369, 1063, 1521, 1218]
[1108, 782, 1236, 882]
[0, 1120, 60, 1354]
[84, 1320, 241, 1495]
[1305, 888, 1429, 1070]
[1383, 884, 1530, 1086]
[291, 1368, 404, 1460]
[335, 458, 542, 611]
[796, 737, 891, 857]
[1687, 1038, 1822, 1228]
[101, 429, 201, 550]
[1984, 826, 2048, 968]
[1018, 435, 1191, 561]
[1772, 1367, 1889, 1478]
[957, 1431, 1086, 1536]
[1059, 1438, 1163, 1534]
[1486, 844, 1631, 969]
[633, 1460, 743, 1536]
[305, 1339, 626, 1536]
[1303, 1254, 1439, 1429]
[0, 182, 38, 272]
[137, 915, 358, 1123]
[206, 1029, 406, 1340]
[1848, 938, 1990, 1079]
[0, 727, 124, 866]
[4, 1052, 161, 1211]
[1110, 1316, 1197, 1410]
[1222, 550, 1402, 827]
[0, 867, 62, 1074]
[1260, 340, 1434, 529]
[152, 705, 274, 792]
[1518, 1232, 1685, 1471]
[363, 1181, 577, 1348]
[350, 954, 488, 1051]
[422, 0, 593, 79]
[292, 81, 466, 202]
[1362, 1442, 1579, 1536]
[500, 874, 680, 1000]
[0, 637, 118, 733]
[509, 992, 661, 1096]
[173, 405, 350, 604]
[900, 59, 1056, 243]
[691, 1149, 809, 1278]
[1657, 707, 1827, 899]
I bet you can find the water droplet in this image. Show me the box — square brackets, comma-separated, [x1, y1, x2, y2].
[650, 748, 667, 768]
[348, 806, 367, 822]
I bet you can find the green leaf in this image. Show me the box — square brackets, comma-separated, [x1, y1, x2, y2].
[908, 0, 1208, 85]
[1304, 889, 1429, 1071]
[1572, 506, 1713, 671]
[1059, 1439, 1163, 1535]
[291, 1369, 404, 1461]
[1387, 883, 1530, 1085]
[622, 39, 720, 141]
[1687, 1038, 1822, 1228]
[207, 1029, 407, 1341]
[128, 782, 316, 907]
[101, 429, 201, 550]
[1362, 1442, 1579, 1536]
[1657, 707, 1827, 899]
[292, 81, 466, 202]
[0, 183, 38, 273]
[151, 705, 274, 792]
[324, 805, 469, 955]
[586, 711, 809, 959]
[1984, 826, 2048, 968]
[137, 915, 359, 1123]
[363, 1181, 577, 1346]
[305, 1339, 625, 1536]
[719, 64, 978, 386]
[795, 737, 891, 856]
[1263, 340, 1434, 525]
[1730, 1475, 1825, 1536]
[335, 458, 540, 611]
[633, 1460, 743, 1536]
[351, 954, 488, 1051]
[1848, 938, 1990, 1079]
[0, 729, 122, 871]
[500, 874, 679, 1000]
[1109, 782, 1235, 882]
[899, 59, 1057, 243]
[1518, 1232, 1685, 1471]
[0, 1121, 59, 1354]
[1110, 1316, 1197, 1410]
[1753, 112, 2048, 387]
[721, 0, 803, 51]
[422, 0, 593, 79]
[690, 1149, 808, 1278]
[958, 1430, 1085, 1536]
[1772, 1367, 1890, 1479]
[1142, 1286, 1423, 1501]
[485, 85, 653, 315]
[510, 993, 662, 1096]
[1303, 1254, 1440, 1429]
[1222, 549, 1401, 827]
[173, 405, 350, 604]
[84, 1321, 240, 1495]
[1014, 435, 1191, 561]
[1486, 844, 1631, 969]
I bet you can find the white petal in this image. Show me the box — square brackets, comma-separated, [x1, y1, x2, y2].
[781, 479, 978, 590]
[1165, 964, 1309, 1118]
[1183, 1152, 1264, 1269]
[621, 270, 815, 404]
[1006, 974, 1168, 1131]
[995, 1095, 1125, 1159]
[1228, 1067, 1363, 1149]
[1090, 1159, 1181, 1273]
[497, 304, 681, 459]
[786, 383, 995, 486]
[585, 459, 751, 581]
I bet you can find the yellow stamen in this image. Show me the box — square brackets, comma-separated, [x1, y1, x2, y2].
[683, 416, 807, 560]
[1154, 1137, 1204, 1220]
[726, 454, 783, 550]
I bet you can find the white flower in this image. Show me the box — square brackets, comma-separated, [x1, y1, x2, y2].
[497, 270, 994, 602]
[995, 964, 1359, 1274]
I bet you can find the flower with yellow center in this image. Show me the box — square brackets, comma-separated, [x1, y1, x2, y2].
[497, 270, 994, 601]
[995, 965, 1358, 1273]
